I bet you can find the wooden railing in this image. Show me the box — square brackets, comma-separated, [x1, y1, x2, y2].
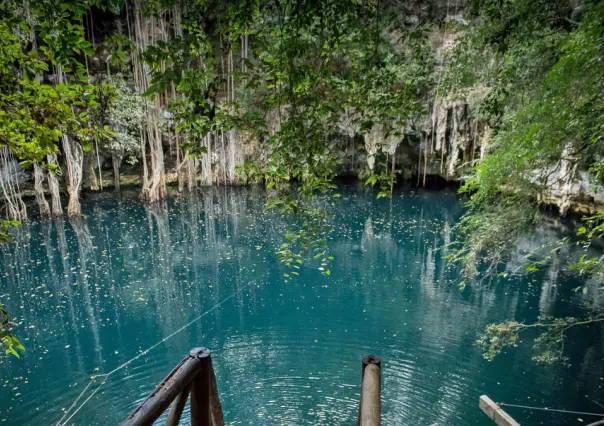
[120, 348, 224, 426]
[480, 396, 604, 426]
[357, 355, 381, 426]
[121, 349, 382, 426]
[479, 396, 520, 426]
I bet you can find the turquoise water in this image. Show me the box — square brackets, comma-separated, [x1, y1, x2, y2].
[0, 185, 602, 425]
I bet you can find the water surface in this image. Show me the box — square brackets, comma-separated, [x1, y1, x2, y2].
[0, 186, 603, 425]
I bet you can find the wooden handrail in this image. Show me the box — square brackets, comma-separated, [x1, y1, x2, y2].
[479, 396, 520, 426]
[120, 348, 224, 426]
[357, 355, 381, 426]
[165, 384, 191, 426]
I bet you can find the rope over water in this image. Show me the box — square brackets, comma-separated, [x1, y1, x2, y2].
[55, 281, 257, 426]
[499, 402, 604, 418]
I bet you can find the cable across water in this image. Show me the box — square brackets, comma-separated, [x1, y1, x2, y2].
[55, 281, 256, 426]
[499, 402, 604, 418]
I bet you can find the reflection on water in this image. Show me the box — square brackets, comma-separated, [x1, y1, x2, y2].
[0, 185, 602, 425]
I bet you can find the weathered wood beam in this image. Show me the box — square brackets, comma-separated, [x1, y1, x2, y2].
[165, 384, 190, 426]
[479, 395, 521, 426]
[208, 356, 225, 426]
[190, 348, 212, 426]
[121, 348, 210, 426]
[357, 356, 381, 426]
[359, 356, 381, 426]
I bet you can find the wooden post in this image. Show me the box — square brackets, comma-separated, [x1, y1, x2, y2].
[208, 356, 225, 426]
[361, 356, 381, 379]
[479, 396, 521, 426]
[121, 347, 224, 426]
[357, 355, 381, 426]
[121, 354, 204, 426]
[190, 348, 212, 426]
[165, 384, 190, 426]
[360, 364, 381, 426]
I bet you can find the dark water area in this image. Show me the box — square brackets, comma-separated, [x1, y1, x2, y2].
[0, 185, 603, 425]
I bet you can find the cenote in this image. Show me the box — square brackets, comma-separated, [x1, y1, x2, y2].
[0, 186, 602, 425]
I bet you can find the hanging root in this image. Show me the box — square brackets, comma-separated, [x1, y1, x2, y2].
[47, 153, 63, 217]
[62, 135, 83, 217]
[0, 147, 27, 222]
[34, 163, 51, 218]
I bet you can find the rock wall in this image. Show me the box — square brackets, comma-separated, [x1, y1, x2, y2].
[420, 98, 485, 180]
[540, 142, 604, 215]
[12, 2, 601, 217]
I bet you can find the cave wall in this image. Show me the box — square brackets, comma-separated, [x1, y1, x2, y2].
[9, 2, 601, 216]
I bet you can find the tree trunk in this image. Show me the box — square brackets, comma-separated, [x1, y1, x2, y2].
[227, 130, 242, 185]
[220, 130, 227, 184]
[87, 151, 99, 191]
[201, 134, 213, 186]
[57, 66, 82, 216]
[47, 153, 63, 217]
[177, 146, 183, 192]
[0, 148, 27, 222]
[187, 159, 196, 191]
[34, 163, 51, 218]
[112, 153, 122, 192]
[63, 135, 83, 217]
[95, 139, 103, 190]
[133, 5, 166, 203]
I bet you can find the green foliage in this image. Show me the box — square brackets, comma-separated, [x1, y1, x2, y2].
[236, 159, 263, 185]
[0, 0, 600, 367]
[107, 32, 134, 70]
[83, 80, 117, 152]
[446, 1, 604, 279]
[0, 0, 122, 348]
[0, 0, 116, 165]
[478, 315, 604, 364]
[0, 21, 65, 161]
[138, 0, 435, 274]
[240, 1, 432, 271]
[0, 301, 24, 358]
[0, 220, 20, 242]
[569, 212, 604, 285]
[30, 0, 97, 73]
[105, 74, 145, 163]
[276, 202, 334, 281]
[443, 0, 604, 362]
[448, 195, 538, 283]
[142, 1, 219, 157]
[365, 161, 401, 199]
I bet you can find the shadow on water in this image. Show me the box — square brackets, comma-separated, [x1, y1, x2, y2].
[0, 185, 602, 425]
